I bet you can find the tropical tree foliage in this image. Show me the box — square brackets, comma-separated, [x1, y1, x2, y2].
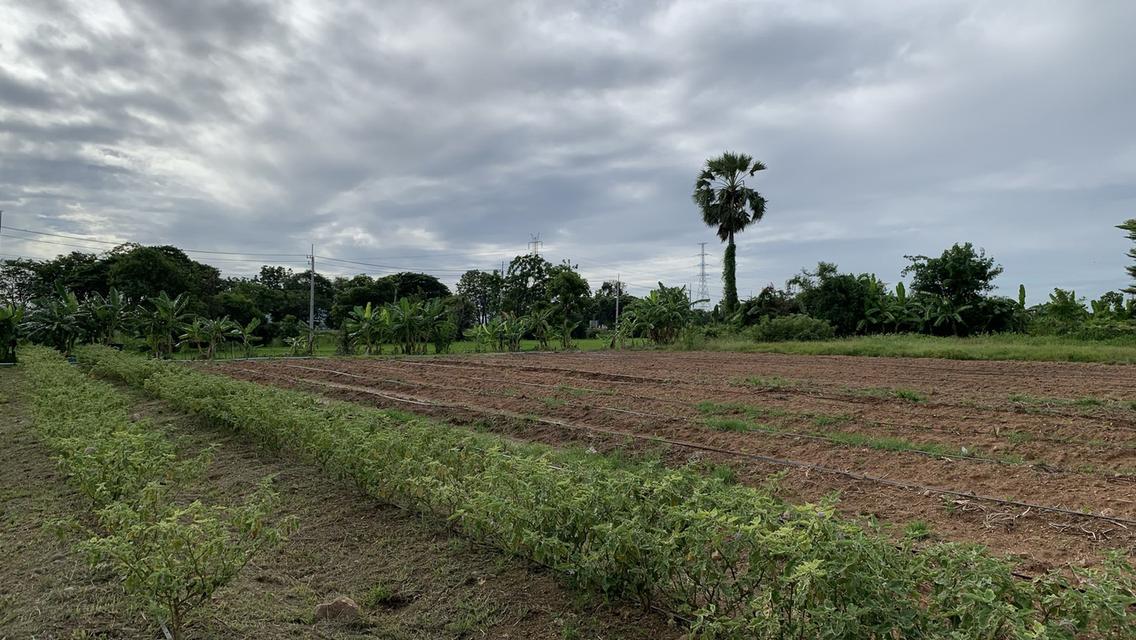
[1, 302, 23, 362]
[620, 283, 703, 345]
[138, 292, 193, 358]
[23, 286, 85, 354]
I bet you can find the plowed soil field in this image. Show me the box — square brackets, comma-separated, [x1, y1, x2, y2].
[209, 351, 1136, 574]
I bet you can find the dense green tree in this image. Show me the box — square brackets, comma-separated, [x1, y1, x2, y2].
[379, 272, 451, 302]
[901, 243, 1005, 335]
[456, 269, 504, 325]
[1, 252, 108, 302]
[107, 245, 221, 311]
[793, 263, 873, 337]
[546, 264, 591, 344]
[902, 243, 1002, 308]
[253, 267, 333, 325]
[1119, 219, 1136, 295]
[501, 254, 552, 317]
[211, 291, 263, 327]
[328, 275, 395, 327]
[737, 285, 801, 326]
[693, 151, 768, 316]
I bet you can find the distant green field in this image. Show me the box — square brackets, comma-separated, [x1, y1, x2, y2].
[699, 333, 1136, 364]
[167, 333, 1136, 364]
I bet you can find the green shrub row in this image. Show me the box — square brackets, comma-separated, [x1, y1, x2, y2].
[750, 314, 836, 342]
[77, 345, 1136, 639]
[22, 347, 290, 640]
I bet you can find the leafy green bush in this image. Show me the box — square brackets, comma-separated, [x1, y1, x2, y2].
[81, 345, 1136, 639]
[82, 482, 288, 639]
[751, 314, 835, 342]
[23, 347, 291, 640]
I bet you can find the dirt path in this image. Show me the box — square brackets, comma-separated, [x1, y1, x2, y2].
[208, 352, 1136, 575]
[1, 366, 677, 639]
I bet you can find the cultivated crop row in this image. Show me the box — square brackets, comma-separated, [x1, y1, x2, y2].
[78, 345, 1136, 639]
[21, 347, 291, 639]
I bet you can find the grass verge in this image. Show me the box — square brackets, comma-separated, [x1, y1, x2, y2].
[702, 333, 1136, 364]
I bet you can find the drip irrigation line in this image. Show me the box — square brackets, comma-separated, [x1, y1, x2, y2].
[226, 365, 1136, 529]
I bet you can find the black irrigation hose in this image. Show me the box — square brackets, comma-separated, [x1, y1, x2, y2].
[224, 364, 1136, 529]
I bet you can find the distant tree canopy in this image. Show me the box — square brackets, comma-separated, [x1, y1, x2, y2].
[902, 243, 1003, 308]
[501, 253, 552, 317]
[6, 232, 1133, 350]
[457, 269, 504, 325]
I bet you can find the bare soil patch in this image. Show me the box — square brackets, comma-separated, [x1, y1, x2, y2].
[209, 351, 1136, 575]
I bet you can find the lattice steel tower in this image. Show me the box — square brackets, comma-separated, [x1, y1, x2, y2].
[696, 242, 710, 307]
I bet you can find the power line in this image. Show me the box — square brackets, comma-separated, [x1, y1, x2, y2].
[2, 226, 308, 257]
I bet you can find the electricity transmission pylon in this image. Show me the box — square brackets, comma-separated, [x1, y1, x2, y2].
[696, 242, 710, 308]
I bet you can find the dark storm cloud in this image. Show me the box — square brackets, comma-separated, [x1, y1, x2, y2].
[1, 0, 1134, 300]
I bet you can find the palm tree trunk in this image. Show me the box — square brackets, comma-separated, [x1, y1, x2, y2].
[722, 234, 738, 316]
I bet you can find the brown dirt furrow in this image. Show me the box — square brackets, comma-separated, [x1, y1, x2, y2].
[212, 360, 1136, 518]
[206, 358, 1136, 574]
[314, 358, 1136, 470]
[407, 356, 1136, 430]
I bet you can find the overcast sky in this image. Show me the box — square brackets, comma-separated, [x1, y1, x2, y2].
[1, 0, 1134, 303]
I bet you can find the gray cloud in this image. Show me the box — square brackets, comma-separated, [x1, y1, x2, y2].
[1, 0, 1134, 302]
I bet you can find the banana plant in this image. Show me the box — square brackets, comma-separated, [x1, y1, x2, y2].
[200, 317, 238, 360]
[346, 302, 388, 355]
[83, 287, 130, 345]
[0, 302, 23, 362]
[23, 286, 84, 355]
[525, 307, 555, 350]
[922, 296, 971, 336]
[138, 292, 192, 358]
[470, 323, 494, 353]
[178, 317, 209, 358]
[387, 299, 428, 354]
[555, 320, 580, 350]
[232, 318, 262, 357]
[490, 314, 525, 352]
[621, 283, 705, 345]
[424, 299, 457, 354]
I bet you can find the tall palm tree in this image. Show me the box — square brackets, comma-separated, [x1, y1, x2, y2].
[693, 152, 768, 316]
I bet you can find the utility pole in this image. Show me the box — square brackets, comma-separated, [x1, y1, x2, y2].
[696, 242, 710, 308]
[614, 273, 621, 326]
[528, 233, 543, 255]
[308, 245, 315, 355]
